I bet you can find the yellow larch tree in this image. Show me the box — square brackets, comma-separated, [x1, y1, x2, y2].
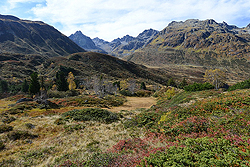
[67, 72, 76, 90]
[204, 69, 226, 90]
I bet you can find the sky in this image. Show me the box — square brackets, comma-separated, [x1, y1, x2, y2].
[1, 0, 250, 41]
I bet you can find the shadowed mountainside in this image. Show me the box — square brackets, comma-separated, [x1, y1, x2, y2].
[40, 52, 170, 84]
[0, 14, 85, 57]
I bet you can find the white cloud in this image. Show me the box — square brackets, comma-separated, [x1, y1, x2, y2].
[7, 0, 43, 8]
[26, 0, 250, 41]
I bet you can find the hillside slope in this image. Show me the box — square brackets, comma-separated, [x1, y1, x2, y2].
[148, 19, 250, 58]
[0, 14, 85, 57]
[124, 19, 250, 83]
[40, 52, 169, 84]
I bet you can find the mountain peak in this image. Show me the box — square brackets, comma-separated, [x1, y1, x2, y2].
[74, 30, 84, 36]
[69, 31, 107, 54]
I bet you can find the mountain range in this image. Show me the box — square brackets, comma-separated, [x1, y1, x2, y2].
[124, 19, 250, 84]
[0, 14, 250, 84]
[0, 14, 168, 85]
[69, 29, 159, 57]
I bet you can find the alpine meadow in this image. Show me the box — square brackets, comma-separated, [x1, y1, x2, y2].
[0, 10, 250, 167]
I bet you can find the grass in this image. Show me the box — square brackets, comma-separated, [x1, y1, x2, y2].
[1, 88, 250, 166]
[0, 94, 147, 166]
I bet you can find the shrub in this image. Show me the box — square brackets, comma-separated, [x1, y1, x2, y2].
[25, 123, 35, 129]
[47, 90, 79, 98]
[119, 90, 134, 96]
[0, 80, 9, 93]
[83, 152, 118, 167]
[134, 111, 161, 128]
[64, 124, 85, 132]
[0, 140, 4, 150]
[184, 82, 214, 92]
[164, 87, 176, 100]
[54, 118, 66, 125]
[228, 79, 250, 91]
[62, 108, 119, 124]
[135, 90, 152, 97]
[141, 137, 250, 167]
[0, 124, 13, 133]
[1, 116, 16, 124]
[7, 130, 38, 140]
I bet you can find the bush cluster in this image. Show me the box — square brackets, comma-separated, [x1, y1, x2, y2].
[0, 124, 13, 133]
[7, 130, 38, 140]
[228, 79, 250, 91]
[184, 82, 214, 92]
[47, 90, 79, 98]
[142, 137, 249, 167]
[62, 108, 119, 124]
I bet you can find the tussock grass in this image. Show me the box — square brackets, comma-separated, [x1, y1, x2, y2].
[0, 100, 147, 166]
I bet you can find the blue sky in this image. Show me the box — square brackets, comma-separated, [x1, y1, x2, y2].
[1, 0, 250, 41]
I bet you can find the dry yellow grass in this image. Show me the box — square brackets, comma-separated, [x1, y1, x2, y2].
[0, 100, 15, 112]
[0, 96, 152, 166]
[109, 97, 156, 112]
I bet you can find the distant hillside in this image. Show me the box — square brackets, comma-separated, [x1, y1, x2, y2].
[147, 19, 250, 58]
[112, 29, 159, 57]
[0, 14, 85, 57]
[92, 29, 159, 56]
[69, 31, 107, 54]
[124, 19, 250, 83]
[0, 52, 48, 81]
[40, 52, 169, 84]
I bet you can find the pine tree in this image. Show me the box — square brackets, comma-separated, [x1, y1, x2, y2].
[56, 71, 68, 91]
[167, 78, 177, 87]
[29, 72, 40, 95]
[0, 80, 8, 93]
[40, 76, 45, 90]
[21, 79, 29, 93]
[140, 82, 146, 90]
[179, 78, 188, 89]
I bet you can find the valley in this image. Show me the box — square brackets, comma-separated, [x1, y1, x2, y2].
[0, 14, 250, 166]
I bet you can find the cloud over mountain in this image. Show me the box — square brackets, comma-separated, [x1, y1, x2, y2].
[1, 0, 250, 41]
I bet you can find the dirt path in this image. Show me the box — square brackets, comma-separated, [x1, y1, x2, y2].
[109, 97, 157, 112]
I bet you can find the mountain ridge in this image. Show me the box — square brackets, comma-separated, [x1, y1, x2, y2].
[91, 29, 159, 56]
[0, 14, 85, 57]
[69, 31, 107, 54]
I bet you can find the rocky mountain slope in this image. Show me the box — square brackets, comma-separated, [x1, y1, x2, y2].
[112, 29, 159, 57]
[124, 19, 250, 83]
[0, 14, 85, 57]
[69, 31, 107, 54]
[92, 29, 158, 56]
[147, 19, 250, 58]
[92, 37, 112, 53]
